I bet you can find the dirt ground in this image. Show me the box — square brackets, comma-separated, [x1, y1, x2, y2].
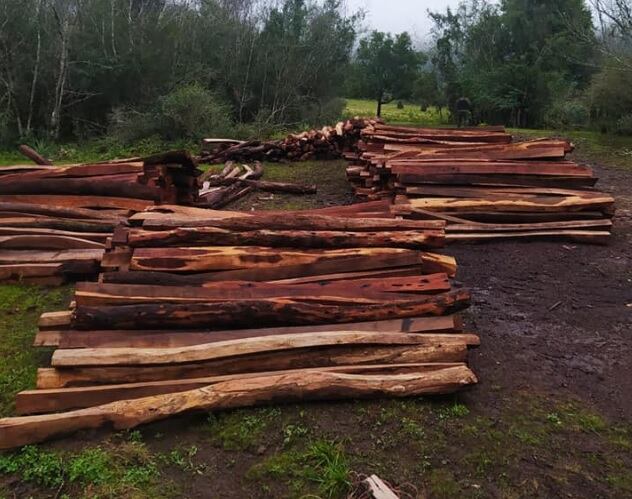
[454, 159, 632, 422]
[1, 156, 631, 499]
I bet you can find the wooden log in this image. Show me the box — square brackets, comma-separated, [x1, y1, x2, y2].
[0, 366, 477, 449]
[51, 331, 478, 367]
[36, 315, 462, 348]
[446, 219, 613, 232]
[0, 227, 109, 244]
[124, 227, 445, 250]
[17, 363, 464, 414]
[37, 342, 469, 388]
[18, 144, 52, 165]
[206, 177, 317, 194]
[70, 290, 470, 330]
[141, 214, 445, 231]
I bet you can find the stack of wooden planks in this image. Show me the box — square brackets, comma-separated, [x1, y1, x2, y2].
[199, 117, 380, 164]
[346, 124, 615, 243]
[0, 151, 203, 283]
[0, 203, 479, 449]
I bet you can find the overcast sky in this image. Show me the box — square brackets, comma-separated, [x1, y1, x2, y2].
[345, 0, 469, 43]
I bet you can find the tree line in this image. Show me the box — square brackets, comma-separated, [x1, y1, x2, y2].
[1, 0, 632, 146]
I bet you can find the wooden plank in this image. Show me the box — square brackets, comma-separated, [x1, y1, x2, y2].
[129, 246, 421, 273]
[74, 275, 451, 306]
[124, 227, 445, 250]
[0, 195, 151, 212]
[447, 230, 610, 244]
[0, 235, 105, 250]
[36, 315, 463, 348]
[141, 214, 445, 231]
[1, 366, 477, 449]
[0, 249, 103, 265]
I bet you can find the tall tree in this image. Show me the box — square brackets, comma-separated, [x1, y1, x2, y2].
[353, 31, 424, 117]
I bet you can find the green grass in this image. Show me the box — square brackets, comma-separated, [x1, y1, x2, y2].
[206, 407, 282, 451]
[0, 437, 172, 498]
[343, 98, 450, 126]
[511, 128, 632, 170]
[248, 439, 351, 498]
[0, 284, 72, 416]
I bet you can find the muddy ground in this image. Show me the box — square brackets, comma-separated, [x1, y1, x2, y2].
[1, 156, 631, 499]
[454, 160, 632, 423]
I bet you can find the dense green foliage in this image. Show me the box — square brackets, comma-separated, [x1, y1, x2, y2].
[427, 0, 596, 127]
[3, 0, 632, 144]
[345, 31, 425, 116]
[0, 0, 359, 144]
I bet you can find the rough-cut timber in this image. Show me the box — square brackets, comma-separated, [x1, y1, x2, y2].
[70, 290, 470, 330]
[0, 366, 477, 449]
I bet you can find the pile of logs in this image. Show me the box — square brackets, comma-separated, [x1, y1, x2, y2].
[0, 203, 479, 449]
[0, 151, 202, 283]
[199, 118, 379, 164]
[346, 124, 616, 243]
[198, 161, 317, 208]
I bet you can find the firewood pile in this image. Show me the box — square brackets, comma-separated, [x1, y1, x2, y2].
[0, 202, 480, 449]
[0, 151, 202, 283]
[197, 161, 317, 208]
[199, 117, 380, 164]
[346, 124, 616, 243]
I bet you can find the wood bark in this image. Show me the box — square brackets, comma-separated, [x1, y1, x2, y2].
[70, 290, 470, 330]
[17, 363, 464, 414]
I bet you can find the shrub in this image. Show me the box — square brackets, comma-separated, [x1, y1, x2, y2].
[159, 84, 233, 140]
[615, 114, 632, 135]
[544, 100, 589, 130]
[108, 84, 234, 143]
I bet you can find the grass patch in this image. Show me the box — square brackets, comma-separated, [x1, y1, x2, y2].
[0, 284, 72, 416]
[0, 438, 169, 498]
[248, 439, 351, 498]
[511, 128, 632, 170]
[343, 98, 450, 126]
[207, 407, 281, 451]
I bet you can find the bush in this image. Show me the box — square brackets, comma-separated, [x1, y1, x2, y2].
[108, 84, 234, 144]
[615, 114, 632, 135]
[159, 84, 233, 140]
[544, 100, 589, 130]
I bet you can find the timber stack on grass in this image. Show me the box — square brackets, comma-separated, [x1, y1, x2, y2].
[0, 151, 202, 283]
[0, 203, 480, 449]
[199, 117, 380, 164]
[346, 124, 616, 243]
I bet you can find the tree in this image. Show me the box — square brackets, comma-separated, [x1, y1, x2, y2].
[353, 31, 424, 117]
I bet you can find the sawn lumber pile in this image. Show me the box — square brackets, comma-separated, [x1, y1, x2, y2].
[0, 151, 202, 283]
[0, 202, 479, 449]
[199, 117, 379, 164]
[346, 124, 616, 243]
